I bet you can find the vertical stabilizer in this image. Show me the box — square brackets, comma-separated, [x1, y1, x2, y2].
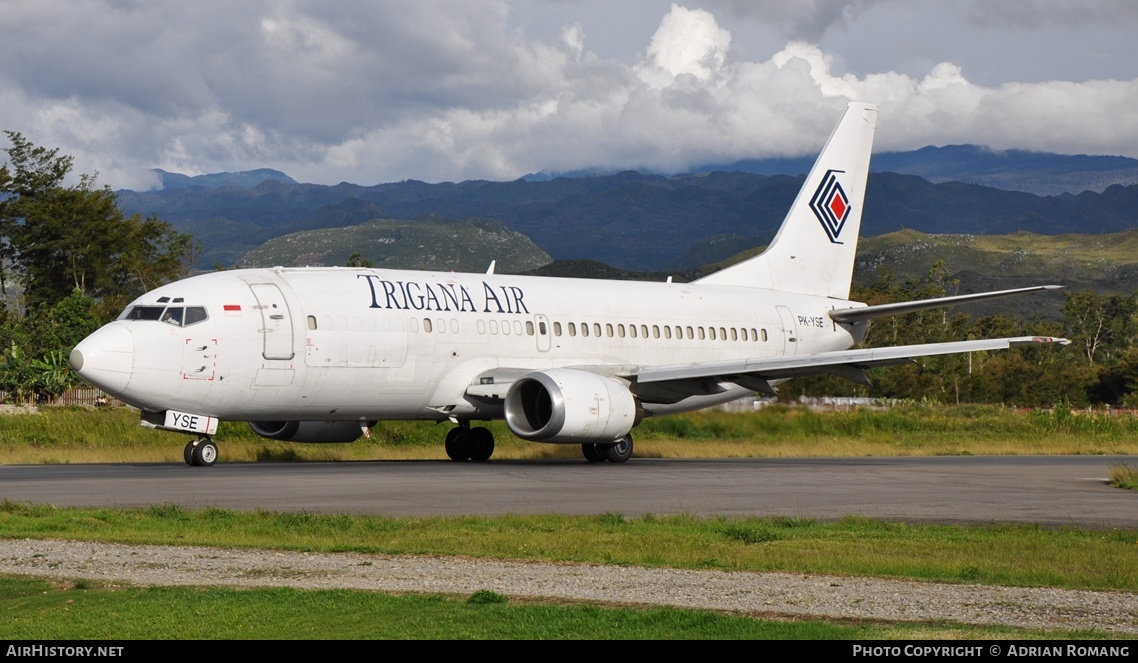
[695, 102, 877, 299]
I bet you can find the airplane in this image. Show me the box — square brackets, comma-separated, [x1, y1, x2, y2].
[68, 102, 1068, 467]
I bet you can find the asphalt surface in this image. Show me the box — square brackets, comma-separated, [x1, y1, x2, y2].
[2, 455, 1135, 527]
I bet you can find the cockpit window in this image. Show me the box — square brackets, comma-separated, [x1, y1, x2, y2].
[120, 305, 209, 327]
[161, 307, 184, 325]
[184, 307, 208, 326]
[124, 306, 165, 321]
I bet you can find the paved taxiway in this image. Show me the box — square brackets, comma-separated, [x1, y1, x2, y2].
[1, 455, 1135, 526]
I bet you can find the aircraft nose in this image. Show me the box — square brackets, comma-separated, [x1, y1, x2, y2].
[70, 324, 135, 396]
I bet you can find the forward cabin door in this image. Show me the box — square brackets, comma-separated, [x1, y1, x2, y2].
[249, 283, 296, 360]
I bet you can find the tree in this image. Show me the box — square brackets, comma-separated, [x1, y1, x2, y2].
[346, 252, 374, 268]
[0, 131, 197, 318]
[0, 131, 72, 306]
[1061, 290, 1138, 366]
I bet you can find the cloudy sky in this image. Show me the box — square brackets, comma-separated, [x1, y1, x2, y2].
[2, 0, 1136, 189]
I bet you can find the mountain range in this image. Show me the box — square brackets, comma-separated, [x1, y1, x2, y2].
[114, 145, 1138, 275]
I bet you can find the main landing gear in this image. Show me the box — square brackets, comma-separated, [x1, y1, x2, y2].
[184, 437, 218, 467]
[445, 421, 495, 461]
[582, 434, 633, 464]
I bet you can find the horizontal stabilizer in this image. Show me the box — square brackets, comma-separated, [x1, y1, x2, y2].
[829, 286, 1063, 324]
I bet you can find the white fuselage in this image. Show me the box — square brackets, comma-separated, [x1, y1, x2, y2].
[80, 266, 864, 425]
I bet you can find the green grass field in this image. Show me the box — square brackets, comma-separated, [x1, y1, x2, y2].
[3, 402, 1137, 464]
[1, 403, 1135, 639]
[2, 575, 1102, 640]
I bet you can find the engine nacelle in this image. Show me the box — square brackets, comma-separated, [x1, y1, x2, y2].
[249, 420, 365, 443]
[504, 368, 636, 443]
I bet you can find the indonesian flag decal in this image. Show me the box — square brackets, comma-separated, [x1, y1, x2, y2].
[223, 304, 242, 316]
[809, 168, 852, 244]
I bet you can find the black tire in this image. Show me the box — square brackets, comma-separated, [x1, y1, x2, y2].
[191, 439, 218, 467]
[582, 443, 606, 463]
[603, 435, 633, 463]
[444, 427, 470, 461]
[467, 427, 495, 462]
[184, 441, 197, 466]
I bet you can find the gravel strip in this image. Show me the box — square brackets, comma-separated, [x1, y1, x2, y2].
[1, 539, 1135, 633]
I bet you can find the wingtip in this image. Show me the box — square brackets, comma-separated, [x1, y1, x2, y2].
[1010, 336, 1071, 347]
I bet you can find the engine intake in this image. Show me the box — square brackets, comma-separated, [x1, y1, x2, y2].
[249, 420, 366, 443]
[504, 368, 636, 443]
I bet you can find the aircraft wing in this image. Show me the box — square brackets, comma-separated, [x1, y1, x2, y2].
[468, 336, 1070, 405]
[628, 336, 1069, 400]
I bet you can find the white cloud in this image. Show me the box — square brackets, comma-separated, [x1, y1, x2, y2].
[636, 4, 732, 87]
[0, 1, 1135, 188]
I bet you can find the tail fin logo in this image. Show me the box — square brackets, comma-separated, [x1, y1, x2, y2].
[810, 169, 851, 244]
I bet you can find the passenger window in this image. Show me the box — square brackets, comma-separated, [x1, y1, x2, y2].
[593, 323, 601, 337]
[663, 326, 671, 339]
[617, 324, 625, 338]
[423, 318, 433, 333]
[306, 315, 317, 330]
[526, 321, 535, 336]
[477, 319, 486, 334]
[760, 329, 767, 342]
[629, 325, 637, 339]
[606, 323, 613, 337]
[568, 322, 576, 336]
[490, 320, 499, 334]
[552, 321, 560, 336]
[580, 323, 588, 337]
[708, 327, 716, 340]
[698, 327, 706, 340]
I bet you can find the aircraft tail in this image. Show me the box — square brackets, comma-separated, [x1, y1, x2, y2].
[695, 102, 877, 299]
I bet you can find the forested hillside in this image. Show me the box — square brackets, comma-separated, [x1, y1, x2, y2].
[118, 171, 1138, 272]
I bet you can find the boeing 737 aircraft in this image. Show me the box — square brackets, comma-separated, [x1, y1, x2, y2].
[69, 102, 1068, 466]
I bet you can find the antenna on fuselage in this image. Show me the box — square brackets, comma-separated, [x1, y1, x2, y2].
[486, 260, 496, 275]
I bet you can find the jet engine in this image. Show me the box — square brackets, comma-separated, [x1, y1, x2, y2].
[504, 368, 636, 443]
[249, 420, 366, 443]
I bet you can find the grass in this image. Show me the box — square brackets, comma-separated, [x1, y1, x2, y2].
[2, 402, 1138, 465]
[0, 575, 1103, 640]
[2, 503, 1137, 592]
[1110, 464, 1138, 490]
[2, 403, 1135, 639]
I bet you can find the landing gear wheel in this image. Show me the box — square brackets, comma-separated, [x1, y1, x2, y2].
[445, 427, 471, 461]
[467, 427, 495, 462]
[603, 435, 633, 463]
[184, 440, 196, 466]
[191, 439, 218, 467]
[582, 443, 606, 463]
